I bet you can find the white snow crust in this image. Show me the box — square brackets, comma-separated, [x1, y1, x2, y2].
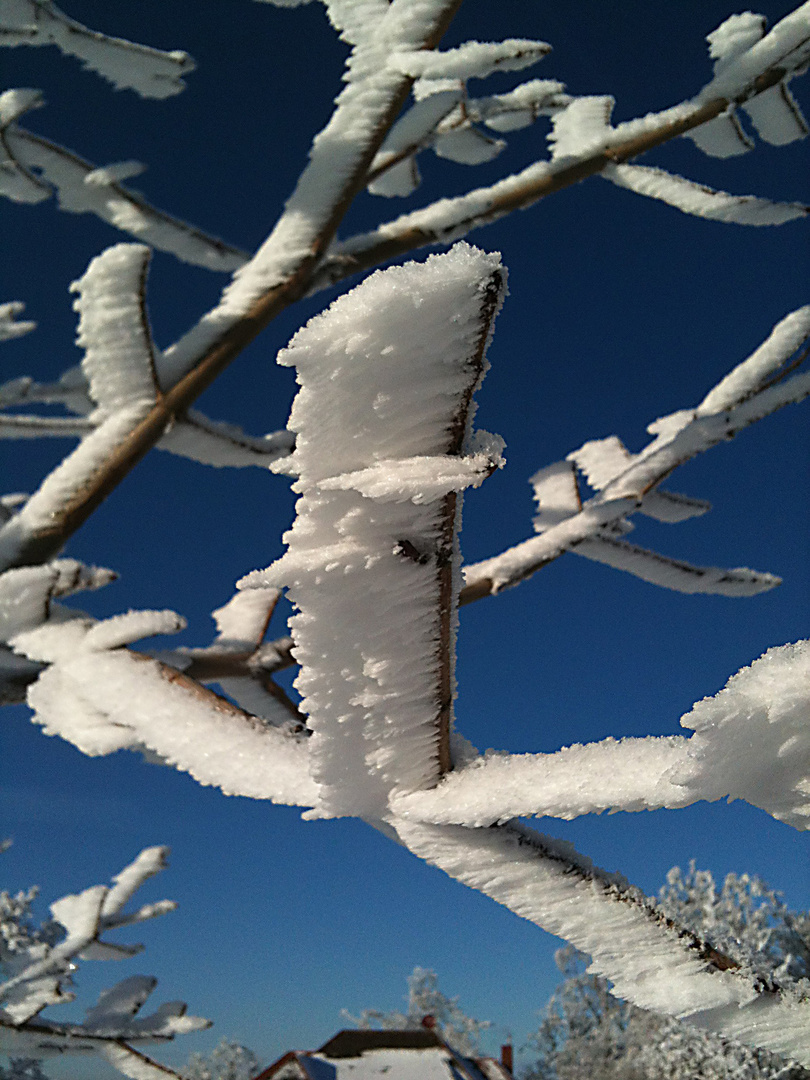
[548, 97, 614, 160]
[162, 0, 462, 384]
[389, 39, 550, 81]
[12, 617, 317, 806]
[432, 126, 505, 165]
[241, 244, 504, 819]
[602, 163, 807, 225]
[743, 80, 809, 144]
[572, 536, 780, 597]
[70, 244, 157, 419]
[394, 819, 755, 1017]
[707, 13, 767, 71]
[1, 0, 195, 99]
[676, 641, 810, 829]
[391, 736, 693, 825]
[395, 638, 810, 830]
[0, 301, 36, 341]
[306, 1047, 459, 1080]
[699, 3, 810, 102]
[686, 110, 754, 157]
[697, 305, 810, 415]
[530, 460, 580, 531]
[5, 128, 247, 271]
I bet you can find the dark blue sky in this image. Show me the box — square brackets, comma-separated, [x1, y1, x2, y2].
[1, 1, 808, 1076]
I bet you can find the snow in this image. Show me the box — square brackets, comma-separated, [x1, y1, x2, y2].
[70, 244, 157, 419]
[476, 79, 569, 132]
[0, 406, 151, 571]
[530, 461, 580, 531]
[210, 589, 279, 649]
[463, 495, 639, 594]
[602, 163, 807, 225]
[465, 304, 810, 599]
[100, 1044, 192, 1080]
[318, 448, 502, 504]
[0, 566, 55, 640]
[305, 1047, 463, 1080]
[675, 640, 810, 829]
[685, 110, 753, 157]
[433, 126, 505, 165]
[394, 640, 810, 841]
[392, 736, 693, 826]
[0, 87, 42, 126]
[156, 411, 294, 469]
[572, 536, 780, 597]
[6, 128, 247, 271]
[697, 305, 810, 415]
[84, 160, 147, 186]
[388, 40, 550, 81]
[241, 244, 505, 819]
[707, 13, 767, 71]
[548, 97, 614, 160]
[368, 157, 421, 198]
[12, 629, 317, 804]
[162, 1, 475, 384]
[742, 79, 808, 144]
[371, 89, 461, 168]
[1, 0, 195, 99]
[393, 819, 756, 1018]
[567, 435, 631, 492]
[638, 490, 710, 523]
[84, 976, 157, 1031]
[698, 2, 810, 103]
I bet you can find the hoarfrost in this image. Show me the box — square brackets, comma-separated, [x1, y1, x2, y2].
[70, 244, 157, 419]
[241, 244, 505, 819]
[603, 163, 808, 225]
[393, 819, 755, 1018]
[676, 641, 810, 829]
[388, 40, 550, 82]
[0, 0, 195, 99]
[742, 81, 809, 144]
[549, 97, 614, 160]
[685, 110, 754, 158]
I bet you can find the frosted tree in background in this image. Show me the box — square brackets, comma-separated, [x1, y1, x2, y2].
[345, 967, 491, 1056]
[0, 846, 209, 1077]
[1, 1, 810, 1077]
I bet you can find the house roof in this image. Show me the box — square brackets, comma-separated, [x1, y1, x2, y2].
[253, 1030, 513, 1080]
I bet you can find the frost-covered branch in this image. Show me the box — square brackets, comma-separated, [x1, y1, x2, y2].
[0, 303, 35, 342]
[0, 1, 464, 572]
[0, 1, 194, 98]
[392, 817, 810, 1066]
[0, 244, 294, 572]
[1, 115, 249, 271]
[315, 5, 810, 289]
[240, 244, 505, 818]
[461, 306, 810, 601]
[391, 640, 810, 830]
[0, 846, 207, 1031]
[0, 564, 316, 806]
[0, 849, 208, 1080]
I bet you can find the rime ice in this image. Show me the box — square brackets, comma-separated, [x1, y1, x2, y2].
[241, 244, 505, 819]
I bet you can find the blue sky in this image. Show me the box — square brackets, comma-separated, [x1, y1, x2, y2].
[1, 1, 809, 1076]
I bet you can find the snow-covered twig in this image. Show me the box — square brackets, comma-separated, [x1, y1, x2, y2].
[461, 308, 810, 600]
[392, 818, 810, 1065]
[240, 244, 505, 818]
[3, 125, 248, 271]
[391, 638, 810, 831]
[0, 1, 194, 99]
[315, 6, 810, 289]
